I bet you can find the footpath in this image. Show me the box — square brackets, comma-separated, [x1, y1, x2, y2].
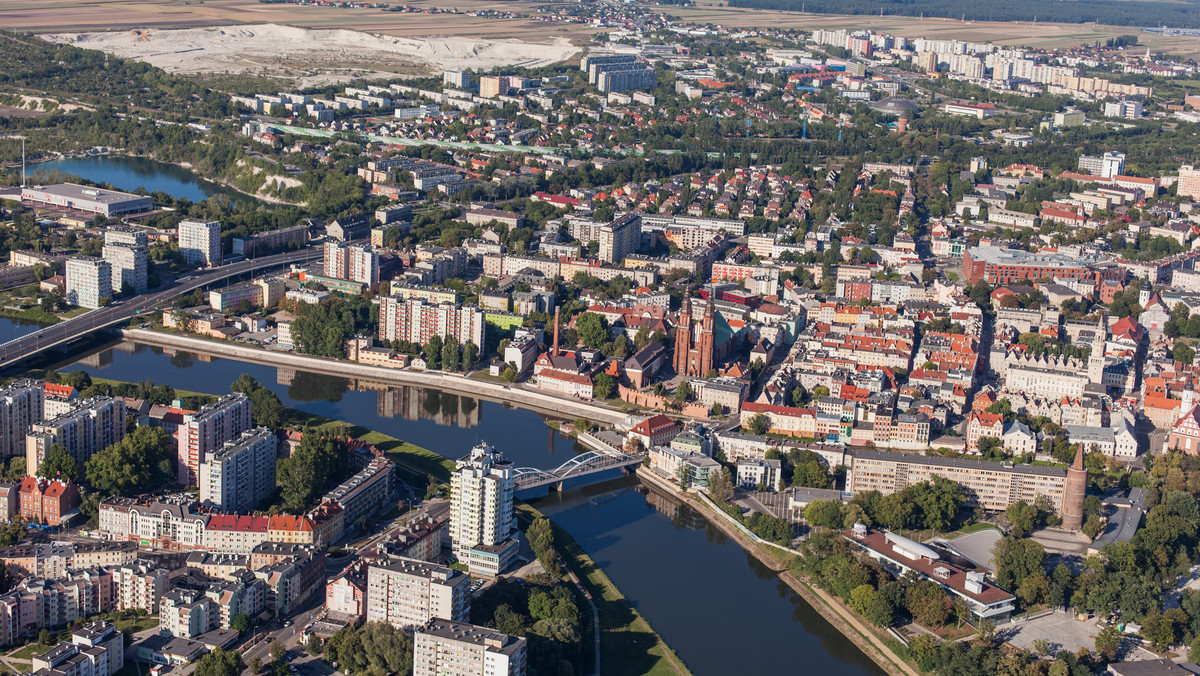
[119, 328, 628, 425]
[637, 467, 920, 676]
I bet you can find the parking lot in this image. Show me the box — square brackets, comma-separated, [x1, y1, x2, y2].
[996, 609, 1100, 655]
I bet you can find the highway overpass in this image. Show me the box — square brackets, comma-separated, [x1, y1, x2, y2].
[0, 247, 322, 370]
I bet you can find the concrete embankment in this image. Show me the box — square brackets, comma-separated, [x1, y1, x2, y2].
[118, 328, 628, 426]
[636, 467, 919, 676]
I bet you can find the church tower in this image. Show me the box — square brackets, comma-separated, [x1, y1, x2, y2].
[1087, 315, 1107, 387]
[674, 293, 693, 376]
[698, 296, 715, 376]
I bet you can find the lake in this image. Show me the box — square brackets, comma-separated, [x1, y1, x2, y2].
[35, 155, 252, 205]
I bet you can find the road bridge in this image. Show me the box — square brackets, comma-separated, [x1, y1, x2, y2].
[0, 248, 321, 369]
[513, 450, 644, 493]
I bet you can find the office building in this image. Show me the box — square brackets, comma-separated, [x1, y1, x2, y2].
[20, 183, 152, 217]
[26, 397, 126, 478]
[365, 556, 470, 629]
[178, 220, 222, 267]
[199, 427, 278, 513]
[449, 443, 515, 573]
[65, 257, 112, 309]
[598, 213, 642, 264]
[378, 297, 486, 347]
[414, 619, 527, 676]
[177, 394, 253, 486]
[1103, 99, 1143, 119]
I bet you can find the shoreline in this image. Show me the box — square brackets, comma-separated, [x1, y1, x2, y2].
[517, 501, 693, 676]
[116, 327, 630, 426]
[636, 467, 920, 676]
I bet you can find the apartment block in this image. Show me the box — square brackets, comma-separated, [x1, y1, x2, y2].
[598, 213, 642, 264]
[365, 556, 470, 629]
[101, 242, 147, 294]
[199, 427, 278, 513]
[177, 394, 253, 486]
[178, 220, 222, 267]
[378, 297, 486, 348]
[26, 397, 126, 478]
[414, 619, 527, 676]
[113, 560, 169, 614]
[0, 379, 44, 459]
[65, 257, 112, 309]
[32, 620, 125, 676]
[159, 588, 217, 639]
[449, 443, 515, 574]
[848, 450, 1071, 515]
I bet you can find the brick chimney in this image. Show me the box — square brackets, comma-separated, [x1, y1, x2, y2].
[552, 306, 560, 357]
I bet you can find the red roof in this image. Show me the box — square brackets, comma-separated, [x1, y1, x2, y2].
[43, 383, 75, 398]
[207, 514, 269, 532]
[268, 515, 313, 532]
[631, 414, 680, 436]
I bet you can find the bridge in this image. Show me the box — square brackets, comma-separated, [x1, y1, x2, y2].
[0, 247, 322, 369]
[514, 450, 645, 492]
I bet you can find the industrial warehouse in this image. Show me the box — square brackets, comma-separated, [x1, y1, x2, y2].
[18, 183, 153, 216]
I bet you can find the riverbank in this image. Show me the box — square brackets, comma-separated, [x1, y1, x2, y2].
[81, 374, 456, 483]
[517, 501, 693, 676]
[118, 328, 630, 426]
[636, 467, 921, 676]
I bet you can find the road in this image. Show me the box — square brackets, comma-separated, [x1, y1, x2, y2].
[0, 247, 322, 369]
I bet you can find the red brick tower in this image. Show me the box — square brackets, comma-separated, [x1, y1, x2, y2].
[698, 296, 715, 376]
[1062, 445, 1087, 531]
[674, 294, 692, 375]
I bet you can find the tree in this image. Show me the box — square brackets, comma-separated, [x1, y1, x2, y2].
[39, 443, 79, 482]
[850, 584, 893, 627]
[707, 467, 733, 504]
[423, 335, 443, 369]
[804, 499, 844, 529]
[277, 433, 347, 513]
[248, 657, 264, 675]
[442, 335, 462, 372]
[1096, 625, 1122, 661]
[231, 614, 253, 634]
[746, 413, 770, 435]
[231, 375, 286, 430]
[906, 581, 953, 628]
[1006, 500, 1040, 537]
[324, 622, 414, 676]
[575, 312, 609, 350]
[462, 342, 479, 372]
[993, 536, 1046, 592]
[270, 640, 286, 662]
[306, 634, 323, 656]
[85, 427, 173, 497]
[675, 380, 692, 402]
[195, 648, 243, 676]
[1175, 341, 1195, 365]
[593, 373, 615, 400]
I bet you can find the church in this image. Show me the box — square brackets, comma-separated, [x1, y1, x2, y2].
[673, 294, 738, 377]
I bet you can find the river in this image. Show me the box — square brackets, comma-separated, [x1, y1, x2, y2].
[35, 155, 253, 206]
[55, 336, 884, 676]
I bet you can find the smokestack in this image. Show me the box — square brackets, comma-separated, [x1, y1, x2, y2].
[552, 307, 560, 356]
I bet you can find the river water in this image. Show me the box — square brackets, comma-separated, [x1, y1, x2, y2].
[12, 153, 887, 675]
[58, 338, 884, 676]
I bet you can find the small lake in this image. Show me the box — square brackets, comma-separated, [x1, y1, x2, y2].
[35, 155, 252, 205]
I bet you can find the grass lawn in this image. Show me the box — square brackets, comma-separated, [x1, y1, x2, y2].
[81, 376, 455, 484]
[517, 504, 692, 676]
[8, 644, 45, 661]
[113, 615, 159, 633]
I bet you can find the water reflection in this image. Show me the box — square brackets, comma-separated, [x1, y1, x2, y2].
[62, 341, 581, 469]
